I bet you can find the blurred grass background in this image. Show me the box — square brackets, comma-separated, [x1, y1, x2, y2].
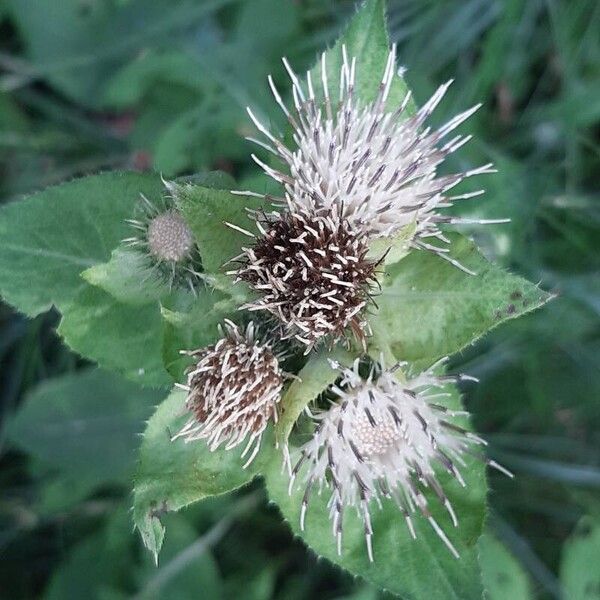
[0, 0, 598, 598]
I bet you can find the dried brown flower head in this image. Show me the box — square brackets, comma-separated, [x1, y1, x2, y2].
[231, 211, 378, 351]
[174, 320, 283, 466]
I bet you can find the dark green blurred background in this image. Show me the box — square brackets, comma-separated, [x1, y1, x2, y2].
[0, 1, 598, 598]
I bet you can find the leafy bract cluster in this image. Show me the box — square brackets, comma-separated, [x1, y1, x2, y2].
[0, 1, 552, 598]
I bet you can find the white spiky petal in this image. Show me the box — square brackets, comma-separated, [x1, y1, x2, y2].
[174, 320, 284, 467]
[240, 45, 507, 273]
[288, 358, 512, 561]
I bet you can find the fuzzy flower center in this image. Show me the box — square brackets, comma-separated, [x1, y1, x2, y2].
[147, 210, 194, 262]
[350, 413, 401, 457]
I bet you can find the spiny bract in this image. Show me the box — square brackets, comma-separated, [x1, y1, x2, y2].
[123, 186, 202, 292]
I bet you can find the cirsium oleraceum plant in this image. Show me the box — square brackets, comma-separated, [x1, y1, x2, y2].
[0, 1, 552, 598]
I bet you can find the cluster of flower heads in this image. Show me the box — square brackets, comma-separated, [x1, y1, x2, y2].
[234, 44, 507, 283]
[172, 47, 510, 561]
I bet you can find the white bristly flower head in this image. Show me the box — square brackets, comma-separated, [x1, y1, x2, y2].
[288, 357, 512, 561]
[236, 45, 508, 273]
[123, 183, 203, 293]
[174, 320, 284, 467]
[228, 210, 379, 351]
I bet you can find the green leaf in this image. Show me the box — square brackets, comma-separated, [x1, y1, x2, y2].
[104, 50, 207, 108]
[134, 513, 223, 598]
[275, 347, 352, 446]
[161, 288, 236, 381]
[309, 0, 415, 111]
[8, 0, 124, 108]
[45, 505, 223, 599]
[133, 389, 265, 561]
[44, 511, 133, 600]
[7, 0, 231, 108]
[176, 182, 267, 275]
[58, 286, 171, 387]
[370, 234, 553, 367]
[29, 466, 106, 517]
[175, 170, 237, 190]
[479, 533, 532, 600]
[367, 221, 416, 266]
[264, 384, 487, 599]
[560, 517, 600, 600]
[154, 108, 217, 176]
[0, 171, 163, 317]
[82, 247, 170, 305]
[8, 368, 164, 484]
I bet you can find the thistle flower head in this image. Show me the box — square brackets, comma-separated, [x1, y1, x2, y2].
[174, 320, 284, 467]
[123, 188, 202, 292]
[289, 358, 511, 561]
[238, 46, 507, 273]
[146, 209, 195, 262]
[230, 210, 378, 351]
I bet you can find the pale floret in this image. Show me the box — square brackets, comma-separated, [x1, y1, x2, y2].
[146, 209, 195, 262]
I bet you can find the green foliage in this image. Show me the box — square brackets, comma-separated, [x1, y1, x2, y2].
[175, 183, 266, 275]
[371, 234, 552, 366]
[98, 0, 301, 175]
[275, 347, 353, 445]
[560, 517, 600, 600]
[133, 512, 223, 599]
[57, 286, 171, 387]
[0, 171, 175, 385]
[8, 368, 163, 484]
[45, 507, 223, 600]
[367, 222, 416, 266]
[478, 533, 531, 600]
[82, 248, 171, 306]
[160, 288, 236, 381]
[7, 0, 234, 109]
[133, 389, 261, 561]
[44, 508, 134, 600]
[0, 172, 163, 317]
[309, 0, 414, 111]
